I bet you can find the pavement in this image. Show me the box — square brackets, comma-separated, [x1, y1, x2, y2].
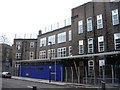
[12, 76, 120, 89]
[11, 76, 97, 88]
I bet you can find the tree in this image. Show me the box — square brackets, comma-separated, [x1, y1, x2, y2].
[0, 34, 11, 45]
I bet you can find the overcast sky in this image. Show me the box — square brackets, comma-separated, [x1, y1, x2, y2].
[0, 0, 93, 45]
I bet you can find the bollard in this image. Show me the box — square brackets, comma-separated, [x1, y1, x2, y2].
[101, 80, 106, 90]
[33, 86, 37, 90]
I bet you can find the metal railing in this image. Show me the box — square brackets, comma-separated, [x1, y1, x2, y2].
[83, 77, 120, 89]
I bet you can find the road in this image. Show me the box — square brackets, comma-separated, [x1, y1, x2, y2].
[2, 78, 70, 90]
[2, 78, 119, 90]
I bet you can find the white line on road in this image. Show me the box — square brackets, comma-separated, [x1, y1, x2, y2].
[27, 86, 33, 88]
[27, 86, 45, 90]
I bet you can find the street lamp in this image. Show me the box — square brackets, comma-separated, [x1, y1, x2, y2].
[49, 41, 52, 82]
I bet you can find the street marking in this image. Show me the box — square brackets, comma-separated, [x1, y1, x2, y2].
[27, 86, 33, 88]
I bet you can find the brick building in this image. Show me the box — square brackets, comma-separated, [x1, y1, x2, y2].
[71, 1, 120, 83]
[36, 25, 72, 59]
[13, 1, 120, 84]
[12, 39, 37, 61]
[0, 44, 12, 72]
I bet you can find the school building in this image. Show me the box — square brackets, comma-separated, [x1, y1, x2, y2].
[12, 1, 120, 84]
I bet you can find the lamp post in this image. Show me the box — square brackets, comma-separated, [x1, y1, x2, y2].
[49, 41, 52, 83]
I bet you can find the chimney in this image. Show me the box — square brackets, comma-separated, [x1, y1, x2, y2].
[39, 30, 42, 35]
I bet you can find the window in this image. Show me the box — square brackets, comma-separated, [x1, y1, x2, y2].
[48, 35, 55, 45]
[48, 49, 55, 58]
[98, 36, 104, 52]
[79, 40, 84, 54]
[97, 14, 103, 29]
[112, 9, 119, 25]
[69, 46, 72, 56]
[114, 33, 120, 50]
[88, 38, 93, 53]
[40, 37, 46, 47]
[99, 60, 105, 77]
[30, 42, 34, 48]
[29, 51, 34, 60]
[69, 30, 72, 41]
[16, 53, 21, 59]
[57, 32, 66, 43]
[57, 47, 66, 57]
[87, 17, 92, 32]
[88, 60, 94, 76]
[16, 41, 21, 50]
[39, 50, 46, 59]
[78, 20, 83, 33]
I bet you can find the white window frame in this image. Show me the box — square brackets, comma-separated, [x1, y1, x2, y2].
[112, 9, 119, 25]
[98, 36, 104, 52]
[16, 53, 21, 59]
[16, 41, 21, 50]
[48, 49, 56, 59]
[29, 51, 34, 60]
[57, 47, 66, 57]
[57, 32, 66, 43]
[87, 17, 92, 32]
[114, 33, 120, 50]
[88, 60, 94, 76]
[97, 14, 103, 29]
[88, 38, 94, 53]
[30, 42, 34, 48]
[39, 50, 46, 59]
[69, 30, 72, 41]
[48, 35, 55, 45]
[78, 20, 83, 34]
[40, 37, 46, 47]
[69, 46, 72, 56]
[99, 60, 105, 76]
[79, 40, 84, 54]
[57, 48, 61, 57]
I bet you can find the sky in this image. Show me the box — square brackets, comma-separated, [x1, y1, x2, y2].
[0, 0, 94, 45]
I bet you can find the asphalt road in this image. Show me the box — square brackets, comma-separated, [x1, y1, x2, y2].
[1, 78, 119, 90]
[2, 78, 70, 89]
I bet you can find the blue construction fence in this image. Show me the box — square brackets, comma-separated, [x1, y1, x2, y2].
[18, 64, 63, 81]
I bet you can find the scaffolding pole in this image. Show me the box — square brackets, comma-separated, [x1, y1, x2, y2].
[65, 67, 67, 82]
[71, 67, 73, 83]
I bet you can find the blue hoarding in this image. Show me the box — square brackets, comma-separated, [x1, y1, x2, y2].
[18, 64, 63, 81]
